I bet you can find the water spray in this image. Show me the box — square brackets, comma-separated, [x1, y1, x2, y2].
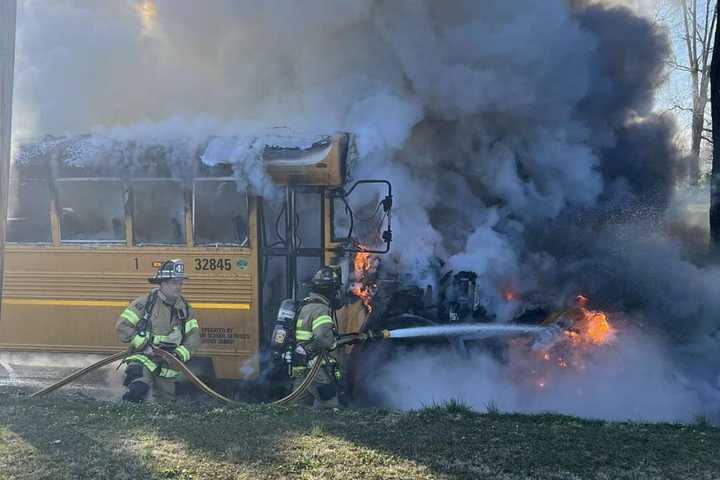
[337, 323, 563, 350]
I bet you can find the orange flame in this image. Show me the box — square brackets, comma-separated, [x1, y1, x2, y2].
[352, 248, 376, 313]
[566, 302, 615, 346]
[503, 290, 516, 302]
[531, 295, 615, 391]
[582, 310, 614, 345]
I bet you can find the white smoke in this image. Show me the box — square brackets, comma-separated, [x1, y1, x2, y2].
[14, 0, 610, 285]
[370, 327, 709, 423]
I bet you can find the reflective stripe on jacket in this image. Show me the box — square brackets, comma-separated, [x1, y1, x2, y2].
[294, 293, 337, 353]
[116, 288, 201, 365]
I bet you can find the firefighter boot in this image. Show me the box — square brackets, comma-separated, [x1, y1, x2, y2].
[122, 380, 149, 403]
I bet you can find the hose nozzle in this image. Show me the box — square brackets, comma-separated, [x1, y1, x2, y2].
[366, 329, 390, 340]
[336, 329, 390, 346]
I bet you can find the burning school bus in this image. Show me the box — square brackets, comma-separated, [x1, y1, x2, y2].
[0, 131, 393, 388]
[1, 129, 613, 401]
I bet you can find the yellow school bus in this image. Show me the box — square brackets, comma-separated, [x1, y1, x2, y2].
[0, 132, 391, 382]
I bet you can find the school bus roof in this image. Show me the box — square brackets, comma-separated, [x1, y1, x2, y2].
[13, 131, 352, 188]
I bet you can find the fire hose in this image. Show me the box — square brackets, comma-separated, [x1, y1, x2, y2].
[29, 351, 128, 399]
[30, 347, 326, 406]
[29, 330, 387, 403]
[28, 325, 553, 402]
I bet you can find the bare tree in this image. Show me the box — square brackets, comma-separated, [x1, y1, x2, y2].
[680, 0, 717, 183]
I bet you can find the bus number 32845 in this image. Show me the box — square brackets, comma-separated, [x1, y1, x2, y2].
[194, 258, 232, 271]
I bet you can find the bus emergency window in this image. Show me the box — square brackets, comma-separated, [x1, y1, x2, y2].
[6, 179, 52, 243]
[193, 180, 249, 246]
[132, 180, 185, 244]
[56, 180, 125, 242]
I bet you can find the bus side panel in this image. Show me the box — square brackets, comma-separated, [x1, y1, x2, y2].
[0, 246, 259, 380]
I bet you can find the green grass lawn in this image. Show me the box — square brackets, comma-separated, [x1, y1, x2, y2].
[0, 387, 718, 479]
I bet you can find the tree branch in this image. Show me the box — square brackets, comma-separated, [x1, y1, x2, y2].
[701, 1, 717, 69]
[682, 0, 698, 72]
[698, 3, 718, 103]
[667, 59, 693, 72]
[693, 0, 699, 67]
[705, 0, 712, 41]
[667, 105, 695, 113]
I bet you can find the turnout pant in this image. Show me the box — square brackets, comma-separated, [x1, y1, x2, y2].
[292, 355, 341, 408]
[122, 358, 178, 403]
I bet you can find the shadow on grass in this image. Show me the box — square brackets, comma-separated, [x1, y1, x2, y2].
[4, 388, 720, 480]
[0, 393, 155, 479]
[322, 406, 720, 479]
[113, 393, 720, 479]
[139, 398, 720, 480]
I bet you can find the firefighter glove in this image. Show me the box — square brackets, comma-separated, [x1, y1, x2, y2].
[131, 333, 153, 352]
[292, 344, 308, 367]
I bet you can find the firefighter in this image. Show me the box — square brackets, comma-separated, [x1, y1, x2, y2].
[292, 266, 343, 408]
[115, 259, 200, 402]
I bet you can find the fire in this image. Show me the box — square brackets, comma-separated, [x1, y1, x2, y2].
[503, 289, 516, 302]
[566, 301, 615, 347]
[529, 295, 616, 392]
[582, 310, 614, 345]
[352, 247, 377, 313]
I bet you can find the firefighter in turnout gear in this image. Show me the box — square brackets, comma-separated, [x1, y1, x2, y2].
[292, 266, 343, 408]
[116, 259, 200, 402]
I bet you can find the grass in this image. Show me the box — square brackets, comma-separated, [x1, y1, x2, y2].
[1, 387, 719, 479]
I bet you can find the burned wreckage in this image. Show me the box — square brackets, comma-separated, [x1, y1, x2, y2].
[342, 252, 615, 402]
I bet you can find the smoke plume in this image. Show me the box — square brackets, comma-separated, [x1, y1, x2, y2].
[13, 0, 720, 421]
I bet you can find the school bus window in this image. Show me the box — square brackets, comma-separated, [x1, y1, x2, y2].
[6, 179, 52, 243]
[262, 196, 286, 247]
[295, 192, 321, 248]
[193, 179, 249, 246]
[132, 180, 185, 244]
[56, 179, 125, 242]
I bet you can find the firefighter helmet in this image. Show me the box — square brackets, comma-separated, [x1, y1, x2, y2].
[310, 266, 342, 293]
[148, 259, 187, 284]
